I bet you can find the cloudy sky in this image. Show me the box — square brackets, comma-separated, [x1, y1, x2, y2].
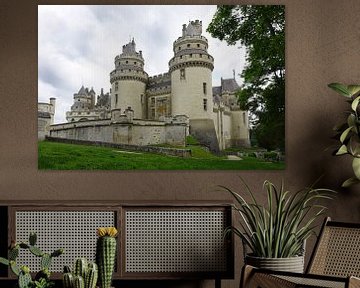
[38, 5, 246, 123]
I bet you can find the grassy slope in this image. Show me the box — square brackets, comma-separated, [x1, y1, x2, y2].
[38, 141, 285, 170]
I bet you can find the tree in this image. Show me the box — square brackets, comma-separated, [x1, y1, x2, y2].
[207, 5, 285, 151]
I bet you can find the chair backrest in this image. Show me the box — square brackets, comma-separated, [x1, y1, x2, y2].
[307, 217, 360, 277]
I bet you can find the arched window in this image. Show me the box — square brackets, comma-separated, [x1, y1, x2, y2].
[180, 68, 185, 80]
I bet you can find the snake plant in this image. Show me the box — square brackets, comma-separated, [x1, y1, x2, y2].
[221, 179, 335, 258]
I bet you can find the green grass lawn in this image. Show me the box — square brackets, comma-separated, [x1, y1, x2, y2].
[38, 141, 285, 170]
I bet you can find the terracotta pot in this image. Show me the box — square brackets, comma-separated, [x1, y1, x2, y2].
[245, 254, 304, 273]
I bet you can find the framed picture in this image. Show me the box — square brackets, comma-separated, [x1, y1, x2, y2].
[38, 5, 285, 170]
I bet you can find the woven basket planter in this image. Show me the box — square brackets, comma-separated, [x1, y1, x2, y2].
[245, 254, 305, 273]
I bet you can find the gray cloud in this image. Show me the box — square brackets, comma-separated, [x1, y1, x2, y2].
[38, 5, 246, 123]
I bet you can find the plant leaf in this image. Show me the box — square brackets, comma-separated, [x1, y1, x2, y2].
[340, 126, 353, 143]
[347, 114, 356, 129]
[351, 96, 360, 111]
[0, 257, 9, 266]
[352, 157, 360, 179]
[342, 177, 360, 188]
[336, 145, 348, 155]
[328, 83, 351, 97]
[347, 85, 360, 97]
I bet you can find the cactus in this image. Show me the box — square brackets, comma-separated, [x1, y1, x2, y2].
[35, 268, 51, 282]
[51, 248, 64, 258]
[18, 269, 32, 288]
[74, 258, 88, 279]
[85, 262, 98, 288]
[0, 233, 63, 288]
[73, 275, 85, 288]
[10, 260, 20, 276]
[63, 259, 98, 288]
[64, 265, 72, 273]
[29, 232, 37, 246]
[9, 246, 19, 260]
[41, 253, 52, 270]
[29, 245, 44, 257]
[96, 227, 118, 288]
[63, 272, 74, 288]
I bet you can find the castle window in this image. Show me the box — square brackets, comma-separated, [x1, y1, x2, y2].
[180, 55, 182, 59]
[190, 54, 192, 57]
[178, 47, 181, 51]
[126, 60, 128, 64]
[197, 44, 200, 47]
[129, 69, 131, 72]
[121, 69, 123, 72]
[203, 99, 207, 111]
[134, 61, 137, 65]
[203, 82, 207, 94]
[180, 68, 185, 80]
[243, 112, 246, 125]
[199, 54, 202, 58]
[115, 82, 118, 91]
[141, 94, 144, 103]
[187, 44, 190, 48]
[115, 94, 118, 104]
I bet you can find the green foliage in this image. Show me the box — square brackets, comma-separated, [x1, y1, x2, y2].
[39, 141, 284, 170]
[0, 233, 63, 288]
[186, 135, 200, 145]
[32, 278, 54, 288]
[329, 83, 360, 187]
[220, 179, 335, 258]
[207, 5, 285, 150]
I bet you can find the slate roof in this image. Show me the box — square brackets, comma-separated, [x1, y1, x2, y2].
[221, 78, 240, 92]
[213, 78, 240, 96]
[212, 86, 221, 96]
[78, 85, 86, 95]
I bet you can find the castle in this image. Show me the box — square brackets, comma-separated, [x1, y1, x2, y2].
[47, 20, 250, 151]
[38, 98, 56, 140]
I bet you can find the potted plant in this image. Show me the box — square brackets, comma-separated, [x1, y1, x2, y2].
[62, 258, 98, 288]
[221, 179, 334, 273]
[328, 83, 360, 187]
[0, 232, 63, 288]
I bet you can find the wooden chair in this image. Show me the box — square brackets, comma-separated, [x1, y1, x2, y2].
[241, 217, 360, 288]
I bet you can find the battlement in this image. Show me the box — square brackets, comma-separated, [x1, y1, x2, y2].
[119, 39, 144, 59]
[182, 19, 202, 37]
[148, 72, 170, 82]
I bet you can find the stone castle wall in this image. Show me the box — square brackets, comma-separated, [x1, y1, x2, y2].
[50, 119, 187, 147]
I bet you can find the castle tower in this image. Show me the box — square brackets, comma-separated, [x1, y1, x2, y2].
[169, 20, 219, 152]
[49, 97, 56, 124]
[169, 20, 214, 119]
[110, 39, 148, 119]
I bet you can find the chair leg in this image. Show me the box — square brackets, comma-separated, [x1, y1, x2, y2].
[240, 265, 296, 288]
[349, 276, 360, 288]
[215, 278, 221, 288]
[240, 265, 255, 288]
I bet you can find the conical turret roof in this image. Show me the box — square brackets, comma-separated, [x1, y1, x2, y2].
[78, 85, 86, 95]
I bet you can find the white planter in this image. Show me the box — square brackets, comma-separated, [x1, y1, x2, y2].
[245, 254, 305, 273]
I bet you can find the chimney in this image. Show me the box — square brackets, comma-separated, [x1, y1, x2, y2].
[182, 24, 186, 36]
